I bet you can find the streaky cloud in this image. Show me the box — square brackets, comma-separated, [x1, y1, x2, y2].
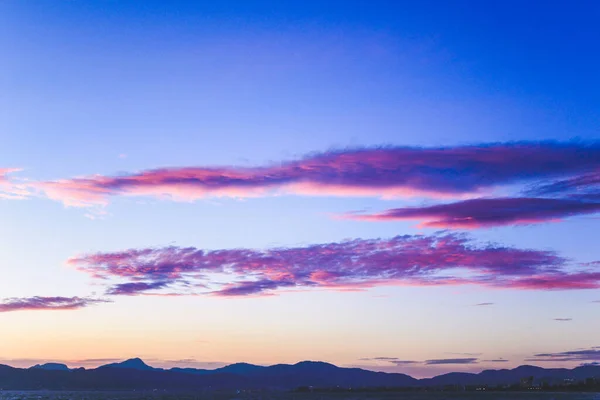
[502, 272, 600, 290]
[213, 279, 296, 297]
[66, 232, 600, 297]
[342, 197, 600, 228]
[359, 357, 491, 366]
[34, 141, 600, 207]
[359, 357, 419, 364]
[526, 347, 600, 362]
[0, 168, 29, 200]
[390, 360, 421, 365]
[105, 281, 172, 296]
[528, 171, 600, 197]
[425, 358, 478, 365]
[0, 296, 110, 312]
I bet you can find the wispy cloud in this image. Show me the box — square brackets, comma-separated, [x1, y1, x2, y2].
[105, 281, 172, 296]
[75, 358, 124, 363]
[528, 171, 600, 198]
[359, 357, 420, 365]
[390, 360, 420, 365]
[553, 318, 573, 321]
[30, 141, 600, 207]
[474, 302, 494, 306]
[0, 168, 15, 182]
[0, 296, 110, 312]
[66, 232, 600, 297]
[425, 358, 478, 365]
[342, 197, 600, 228]
[526, 347, 600, 362]
[361, 356, 508, 367]
[0, 168, 29, 200]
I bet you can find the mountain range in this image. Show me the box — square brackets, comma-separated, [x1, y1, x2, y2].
[0, 358, 598, 391]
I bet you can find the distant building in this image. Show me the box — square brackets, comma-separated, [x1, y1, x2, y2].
[585, 378, 597, 386]
[520, 376, 534, 388]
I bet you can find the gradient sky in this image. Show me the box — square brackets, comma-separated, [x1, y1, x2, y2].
[1, 0, 600, 378]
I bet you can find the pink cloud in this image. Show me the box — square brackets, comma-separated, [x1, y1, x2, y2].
[0, 168, 19, 181]
[33, 141, 600, 207]
[499, 272, 600, 290]
[343, 197, 600, 228]
[67, 233, 600, 297]
[0, 168, 29, 200]
[0, 296, 110, 312]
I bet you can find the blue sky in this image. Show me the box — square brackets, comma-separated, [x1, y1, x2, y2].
[1, 0, 599, 377]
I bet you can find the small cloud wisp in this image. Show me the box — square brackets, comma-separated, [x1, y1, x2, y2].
[0, 296, 110, 312]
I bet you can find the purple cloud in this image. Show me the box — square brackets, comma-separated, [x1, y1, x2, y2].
[425, 358, 478, 365]
[504, 272, 600, 290]
[390, 360, 420, 365]
[0, 296, 110, 312]
[361, 356, 506, 366]
[343, 197, 600, 228]
[526, 347, 600, 362]
[529, 171, 600, 197]
[33, 141, 600, 207]
[553, 318, 573, 321]
[105, 281, 172, 296]
[474, 302, 494, 306]
[65, 232, 600, 297]
[212, 279, 296, 297]
[359, 357, 418, 365]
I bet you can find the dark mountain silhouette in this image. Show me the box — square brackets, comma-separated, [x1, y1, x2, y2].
[171, 362, 266, 376]
[424, 364, 600, 386]
[0, 359, 599, 391]
[30, 363, 70, 371]
[216, 362, 267, 375]
[99, 357, 156, 371]
[169, 360, 417, 387]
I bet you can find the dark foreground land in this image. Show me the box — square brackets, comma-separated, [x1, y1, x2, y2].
[1, 392, 599, 400]
[3, 361, 600, 393]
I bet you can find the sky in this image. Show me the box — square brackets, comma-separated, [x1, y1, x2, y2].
[1, 0, 600, 378]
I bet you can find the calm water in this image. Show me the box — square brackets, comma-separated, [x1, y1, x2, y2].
[0, 392, 599, 400]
